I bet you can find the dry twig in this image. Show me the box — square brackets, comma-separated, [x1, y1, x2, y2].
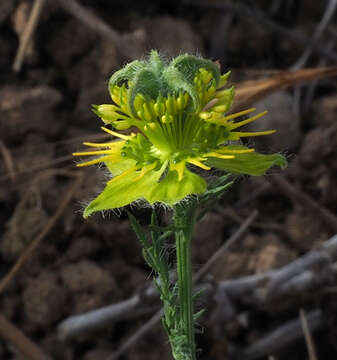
[233, 66, 337, 112]
[0, 140, 16, 181]
[238, 309, 323, 360]
[58, 234, 337, 342]
[0, 314, 52, 360]
[12, 0, 46, 72]
[300, 309, 319, 360]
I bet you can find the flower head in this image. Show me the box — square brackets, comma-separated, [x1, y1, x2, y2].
[74, 51, 286, 217]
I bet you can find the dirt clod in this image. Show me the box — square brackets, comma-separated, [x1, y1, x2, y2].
[23, 272, 66, 327]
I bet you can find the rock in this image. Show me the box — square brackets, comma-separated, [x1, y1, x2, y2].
[84, 348, 112, 360]
[0, 294, 20, 320]
[22, 272, 66, 326]
[45, 18, 97, 68]
[103, 220, 143, 266]
[314, 94, 337, 126]
[14, 133, 55, 182]
[252, 91, 301, 152]
[285, 205, 329, 250]
[298, 126, 337, 168]
[229, 17, 273, 66]
[62, 236, 101, 262]
[139, 16, 204, 57]
[192, 213, 225, 265]
[42, 334, 73, 360]
[247, 233, 296, 273]
[74, 83, 109, 128]
[60, 259, 115, 294]
[0, 86, 62, 142]
[1, 191, 49, 261]
[60, 260, 118, 313]
[120, 27, 147, 61]
[0, 0, 14, 24]
[107, 259, 146, 295]
[0, 31, 15, 71]
[128, 335, 171, 360]
[211, 233, 297, 280]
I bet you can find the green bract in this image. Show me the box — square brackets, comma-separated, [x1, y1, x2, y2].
[73, 51, 286, 217]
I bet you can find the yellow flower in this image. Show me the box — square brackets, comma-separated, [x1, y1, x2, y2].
[73, 51, 286, 217]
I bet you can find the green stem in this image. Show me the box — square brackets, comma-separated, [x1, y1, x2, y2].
[173, 202, 197, 360]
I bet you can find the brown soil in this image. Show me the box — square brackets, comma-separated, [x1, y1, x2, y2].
[1, 1, 337, 359]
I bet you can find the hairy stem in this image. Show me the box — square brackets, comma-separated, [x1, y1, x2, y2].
[173, 202, 197, 360]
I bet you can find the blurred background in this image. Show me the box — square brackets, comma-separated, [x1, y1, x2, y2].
[1, 0, 337, 359]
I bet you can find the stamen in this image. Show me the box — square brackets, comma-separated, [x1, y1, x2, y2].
[73, 150, 115, 156]
[205, 152, 235, 159]
[171, 161, 186, 181]
[82, 141, 123, 148]
[187, 158, 211, 171]
[228, 111, 268, 130]
[107, 166, 139, 183]
[133, 162, 157, 181]
[222, 107, 256, 121]
[232, 130, 276, 138]
[218, 148, 255, 154]
[75, 156, 113, 167]
[101, 126, 131, 140]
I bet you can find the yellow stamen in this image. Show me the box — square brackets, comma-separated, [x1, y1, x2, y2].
[107, 166, 139, 183]
[73, 150, 114, 156]
[82, 141, 123, 148]
[133, 162, 157, 181]
[75, 156, 113, 167]
[202, 107, 257, 125]
[223, 107, 256, 121]
[101, 126, 130, 140]
[218, 148, 255, 154]
[187, 158, 211, 171]
[228, 111, 268, 130]
[205, 152, 235, 159]
[171, 161, 186, 181]
[232, 130, 276, 138]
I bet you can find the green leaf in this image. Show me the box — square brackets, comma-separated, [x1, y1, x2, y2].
[127, 211, 151, 249]
[193, 309, 206, 321]
[205, 146, 287, 176]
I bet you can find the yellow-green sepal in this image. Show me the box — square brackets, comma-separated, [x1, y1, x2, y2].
[105, 158, 137, 176]
[147, 169, 206, 205]
[205, 145, 287, 176]
[83, 164, 166, 218]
